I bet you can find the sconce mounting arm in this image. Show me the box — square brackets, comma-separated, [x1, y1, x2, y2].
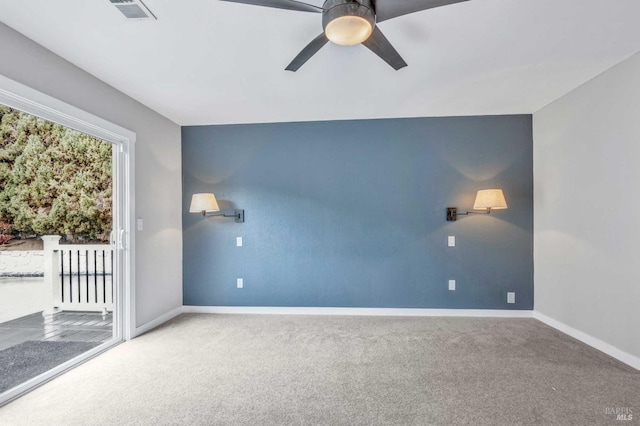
[446, 207, 493, 222]
[202, 209, 245, 223]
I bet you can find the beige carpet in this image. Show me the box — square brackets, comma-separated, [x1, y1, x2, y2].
[0, 314, 638, 425]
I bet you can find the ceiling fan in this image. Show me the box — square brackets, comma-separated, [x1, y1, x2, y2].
[220, 0, 470, 71]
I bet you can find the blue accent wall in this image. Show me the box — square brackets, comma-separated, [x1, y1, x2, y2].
[182, 115, 533, 309]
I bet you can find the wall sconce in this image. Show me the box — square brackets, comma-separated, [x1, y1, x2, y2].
[446, 189, 507, 221]
[189, 193, 244, 223]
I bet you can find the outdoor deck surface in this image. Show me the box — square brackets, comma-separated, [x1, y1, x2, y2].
[0, 311, 113, 352]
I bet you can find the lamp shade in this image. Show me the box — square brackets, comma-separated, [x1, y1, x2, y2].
[189, 193, 220, 213]
[473, 189, 507, 210]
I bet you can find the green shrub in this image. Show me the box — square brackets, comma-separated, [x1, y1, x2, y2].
[0, 105, 112, 241]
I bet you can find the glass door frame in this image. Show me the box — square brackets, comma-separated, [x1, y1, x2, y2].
[0, 74, 135, 406]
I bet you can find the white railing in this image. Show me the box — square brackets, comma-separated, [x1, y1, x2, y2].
[42, 235, 114, 315]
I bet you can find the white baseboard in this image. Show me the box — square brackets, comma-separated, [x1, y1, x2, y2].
[131, 306, 531, 339]
[132, 306, 184, 338]
[533, 311, 640, 371]
[132, 306, 639, 371]
[183, 306, 533, 318]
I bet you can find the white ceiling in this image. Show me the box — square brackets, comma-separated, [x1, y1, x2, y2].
[1, 0, 640, 125]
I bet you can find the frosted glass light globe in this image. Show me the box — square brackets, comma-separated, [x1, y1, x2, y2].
[325, 15, 373, 46]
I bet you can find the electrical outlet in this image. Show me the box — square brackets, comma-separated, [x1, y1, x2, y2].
[236, 237, 243, 247]
[136, 218, 143, 231]
[237, 278, 243, 289]
[507, 292, 515, 304]
[448, 280, 456, 291]
[448, 236, 455, 247]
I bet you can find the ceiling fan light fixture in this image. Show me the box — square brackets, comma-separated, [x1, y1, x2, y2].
[322, 0, 376, 46]
[325, 15, 373, 46]
[224, 0, 467, 71]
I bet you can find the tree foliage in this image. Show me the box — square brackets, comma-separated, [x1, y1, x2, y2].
[0, 105, 112, 241]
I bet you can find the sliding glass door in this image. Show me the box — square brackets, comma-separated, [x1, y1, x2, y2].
[0, 75, 133, 406]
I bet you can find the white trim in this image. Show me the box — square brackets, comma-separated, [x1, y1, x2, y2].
[135, 307, 640, 371]
[133, 307, 184, 338]
[0, 75, 134, 144]
[0, 73, 136, 341]
[183, 306, 533, 318]
[533, 311, 640, 371]
[129, 306, 532, 338]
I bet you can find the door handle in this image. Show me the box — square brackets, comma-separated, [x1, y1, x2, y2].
[119, 229, 126, 250]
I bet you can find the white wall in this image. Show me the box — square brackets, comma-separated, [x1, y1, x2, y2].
[0, 23, 182, 329]
[0, 251, 44, 275]
[534, 51, 640, 361]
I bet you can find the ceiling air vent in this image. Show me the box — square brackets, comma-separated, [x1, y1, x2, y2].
[109, 0, 156, 20]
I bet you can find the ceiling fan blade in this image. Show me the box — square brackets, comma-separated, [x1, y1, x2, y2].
[220, 0, 322, 13]
[361, 27, 407, 70]
[285, 33, 329, 71]
[373, 0, 470, 23]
